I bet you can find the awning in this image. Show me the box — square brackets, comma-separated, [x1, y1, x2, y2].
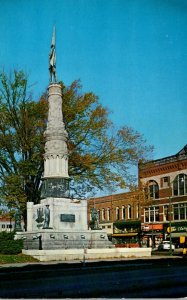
[112, 233, 138, 237]
[143, 233, 163, 237]
[170, 232, 187, 238]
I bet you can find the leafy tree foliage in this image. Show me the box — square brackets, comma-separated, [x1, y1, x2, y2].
[0, 70, 47, 224]
[62, 80, 153, 196]
[0, 70, 153, 226]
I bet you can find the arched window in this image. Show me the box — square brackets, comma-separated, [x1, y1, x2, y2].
[122, 206, 125, 219]
[116, 207, 120, 220]
[128, 205, 131, 219]
[107, 208, 110, 221]
[135, 204, 139, 219]
[173, 174, 187, 196]
[146, 180, 159, 199]
[102, 208, 105, 220]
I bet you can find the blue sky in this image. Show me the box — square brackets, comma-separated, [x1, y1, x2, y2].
[0, 0, 187, 161]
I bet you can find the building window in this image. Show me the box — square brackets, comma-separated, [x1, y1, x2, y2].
[2, 224, 5, 229]
[173, 174, 187, 196]
[174, 204, 179, 220]
[116, 207, 120, 220]
[102, 208, 105, 221]
[150, 207, 154, 222]
[173, 203, 187, 220]
[145, 208, 149, 222]
[148, 180, 159, 199]
[144, 206, 160, 223]
[122, 206, 125, 219]
[7, 224, 12, 229]
[162, 176, 170, 188]
[180, 204, 185, 219]
[136, 204, 139, 219]
[107, 208, 110, 221]
[128, 205, 131, 219]
[155, 206, 159, 221]
[164, 205, 169, 221]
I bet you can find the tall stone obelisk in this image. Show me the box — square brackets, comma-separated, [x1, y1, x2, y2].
[26, 27, 88, 234]
[41, 28, 70, 199]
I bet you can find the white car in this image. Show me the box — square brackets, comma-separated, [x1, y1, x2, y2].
[158, 241, 175, 251]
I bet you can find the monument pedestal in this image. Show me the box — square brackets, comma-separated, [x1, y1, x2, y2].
[27, 197, 88, 232]
[15, 197, 112, 250]
[16, 229, 112, 250]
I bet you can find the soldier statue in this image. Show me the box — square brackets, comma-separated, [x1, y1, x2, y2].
[91, 208, 100, 230]
[43, 205, 50, 229]
[49, 27, 57, 83]
[14, 211, 23, 232]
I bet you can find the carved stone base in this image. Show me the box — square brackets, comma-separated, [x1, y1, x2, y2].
[15, 230, 113, 250]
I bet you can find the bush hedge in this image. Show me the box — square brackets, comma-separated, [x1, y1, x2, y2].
[0, 232, 23, 254]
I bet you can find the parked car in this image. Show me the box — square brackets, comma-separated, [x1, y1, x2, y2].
[158, 241, 175, 251]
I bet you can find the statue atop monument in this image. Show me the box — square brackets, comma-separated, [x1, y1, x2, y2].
[90, 208, 101, 230]
[49, 27, 57, 83]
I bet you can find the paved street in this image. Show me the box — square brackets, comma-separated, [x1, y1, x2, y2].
[0, 256, 187, 298]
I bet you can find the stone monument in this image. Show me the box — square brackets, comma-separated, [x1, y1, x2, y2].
[15, 28, 112, 251]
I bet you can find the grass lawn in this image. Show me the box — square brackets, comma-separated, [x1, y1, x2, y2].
[0, 253, 39, 264]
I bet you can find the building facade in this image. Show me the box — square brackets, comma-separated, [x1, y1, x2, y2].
[139, 145, 187, 248]
[88, 145, 187, 248]
[0, 215, 25, 233]
[0, 217, 14, 232]
[88, 191, 141, 247]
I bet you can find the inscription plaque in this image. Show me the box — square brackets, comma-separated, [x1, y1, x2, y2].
[60, 214, 75, 222]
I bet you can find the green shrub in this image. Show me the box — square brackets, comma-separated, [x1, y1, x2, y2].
[0, 240, 23, 254]
[0, 231, 15, 241]
[0, 232, 23, 254]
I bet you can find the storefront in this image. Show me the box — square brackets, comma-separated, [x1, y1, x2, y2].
[112, 220, 141, 247]
[163, 222, 187, 247]
[141, 224, 163, 248]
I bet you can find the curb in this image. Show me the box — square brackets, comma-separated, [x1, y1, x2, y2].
[0, 254, 183, 269]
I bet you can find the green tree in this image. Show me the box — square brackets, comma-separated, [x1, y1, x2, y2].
[0, 70, 153, 227]
[62, 80, 153, 196]
[0, 70, 47, 225]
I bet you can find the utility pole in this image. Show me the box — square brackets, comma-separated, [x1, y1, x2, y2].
[169, 196, 173, 255]
[151, 198, 154, 250]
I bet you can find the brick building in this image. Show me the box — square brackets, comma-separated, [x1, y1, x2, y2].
[139, 144, 187, 248]
[88, 191, 141, 247]
[88, 145, 187, 248]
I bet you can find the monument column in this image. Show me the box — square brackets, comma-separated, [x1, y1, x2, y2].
[41, 28, 70, 199]
[44, 83, 69, 179]
[41, 83, 70, 199]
